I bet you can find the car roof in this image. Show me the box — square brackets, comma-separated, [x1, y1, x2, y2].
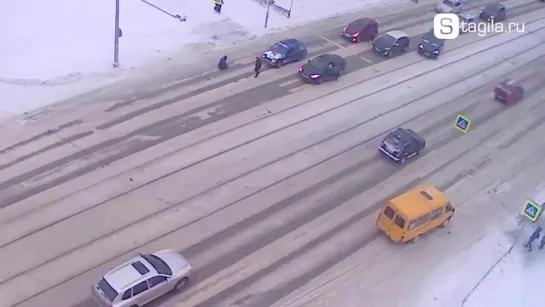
[386, 30, 408, 39]
[459, 12, 476, 19]
[352, 17, 376, 25]
[281, 38, 301, 46]
[103, 255, 157, 291]
[314, 53, 343, 61]
[485, 2, 504, 10]
[389, 186, 448, 219]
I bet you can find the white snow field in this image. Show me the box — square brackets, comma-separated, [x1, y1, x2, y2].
[0, 0, 400, 119]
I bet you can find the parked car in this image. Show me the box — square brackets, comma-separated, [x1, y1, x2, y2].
[92, 250, 192, 307]
[298, 54, 347, 83]
[261, 39, 307, 67]
[372, 30, 410, 57]
[480, 3, 506, 22]
[379, 127, 425, 163]
[341, 17, 378, 43]
[458, 13, 477, 33]
[418, 30, 445, 58]
[436, 0, 463, 13]
[494, 79, 524, 104]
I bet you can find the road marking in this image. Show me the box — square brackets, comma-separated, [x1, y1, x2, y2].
[236, 57, 258, 65]
[360, 56, 373, 63]
[278, 79, 299, 87]
[316, 34, 345, 49]
[289, 84, 311, 93]
[236, 77, 249, 83]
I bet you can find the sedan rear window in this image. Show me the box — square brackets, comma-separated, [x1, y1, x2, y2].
[142, 254, 173, 276]
[394, 216, 406, 228]
[98, 278, 118, 302]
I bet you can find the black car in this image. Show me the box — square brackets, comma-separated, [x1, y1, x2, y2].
[379, 128, 426, 163]
[372, 30, 410, 57]
[298, 54, 347, 83]
[479, 3, 506, 22]
[262, 39, 308, 67]
[418, 30, 445, 58]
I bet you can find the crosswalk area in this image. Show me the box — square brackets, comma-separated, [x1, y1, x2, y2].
[1, 1, 545, 307]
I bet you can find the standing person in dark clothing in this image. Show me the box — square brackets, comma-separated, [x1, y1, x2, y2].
[214, 0, 224, 13]
[524, 226, 542, 251]
[539, 229, 545, 250]
[254, 56, 262, 78]
[218, 55, 228, 70]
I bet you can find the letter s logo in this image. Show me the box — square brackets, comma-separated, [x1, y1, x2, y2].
[434, 14, 460, 39]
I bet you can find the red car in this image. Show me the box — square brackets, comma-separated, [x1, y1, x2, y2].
[340, 18, 378, 43]
[494, 79, 524, 104]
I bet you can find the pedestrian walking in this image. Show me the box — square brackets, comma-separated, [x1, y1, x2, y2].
[214, 0, 224, 14]
[539, 230, 545, 250]
[524, 226, 542, 251]
[254, 56, 262, 78]
[218, 55, 228, 70]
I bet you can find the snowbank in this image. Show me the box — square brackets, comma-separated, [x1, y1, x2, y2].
[0, 0, 401, 117]
[463, 224, 545, 307]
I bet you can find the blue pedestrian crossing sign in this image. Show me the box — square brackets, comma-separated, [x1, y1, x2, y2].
[521, 200, 543, 222]
[454, 114, 471, 133]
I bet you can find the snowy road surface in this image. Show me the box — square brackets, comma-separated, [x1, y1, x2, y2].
[1, 0, 545, 306]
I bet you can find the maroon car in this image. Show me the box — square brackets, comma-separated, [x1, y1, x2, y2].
[341, 18, 378, 43]
[494, 79, 524, 104]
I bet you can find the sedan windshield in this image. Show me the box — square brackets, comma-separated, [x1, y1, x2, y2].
[142, 254, 173, 276]
[422, 32, 444, 46]
[270, 43, 288, 53]
[379, 34, 396, 46]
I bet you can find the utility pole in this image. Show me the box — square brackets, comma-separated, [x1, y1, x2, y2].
[264, 0, 273, 28]
[288, 0, 294, 18]
[113, 0, 120, 67]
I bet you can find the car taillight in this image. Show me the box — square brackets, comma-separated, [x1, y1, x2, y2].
[298, 67, 303, 72]
[353, 32, 360, 37]
[310, 74, 320, 78]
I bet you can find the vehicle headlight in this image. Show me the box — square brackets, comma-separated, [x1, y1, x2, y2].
[433, 50, 439, 54]
[419, 44, 423, 49]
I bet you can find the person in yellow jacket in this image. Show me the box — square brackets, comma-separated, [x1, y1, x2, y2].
[214, 0, 224, 14]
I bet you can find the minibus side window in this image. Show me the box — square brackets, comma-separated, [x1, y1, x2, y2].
[384, 206, 395, 219]
[394, 215, 405, 228]
[408, 213, 431, 230]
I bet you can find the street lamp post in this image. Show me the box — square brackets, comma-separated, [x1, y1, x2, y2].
[113, 0, 120, 67]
